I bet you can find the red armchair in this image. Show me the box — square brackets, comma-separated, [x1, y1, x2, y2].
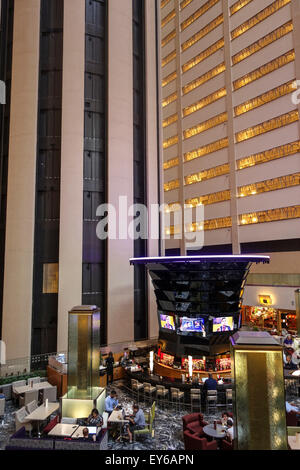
[182, 413, 208, 436]
[183, 431, 218, 450]
[220, 438, 234, 450]
[43, 415, 59, 435]
[286, 411, 300, 427]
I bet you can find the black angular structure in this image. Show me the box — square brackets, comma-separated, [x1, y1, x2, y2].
[130, 255, 269, 358]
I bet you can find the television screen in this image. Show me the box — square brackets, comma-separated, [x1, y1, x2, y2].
[160, 314, 175, 331]
[182, 357, 206, 371]
[212, 316, 234, 333]
[180, 317, 206, 334]
[160, 353, 174, 366]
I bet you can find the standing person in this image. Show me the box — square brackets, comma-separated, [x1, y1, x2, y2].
[106, 351, 115, 385]
[126, 404, 146, 443]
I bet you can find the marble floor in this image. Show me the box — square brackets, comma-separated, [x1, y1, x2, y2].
[0, 381, 299, 451]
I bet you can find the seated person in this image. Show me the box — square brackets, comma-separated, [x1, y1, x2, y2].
[77, 427, 96, 442]
[126, 404, 146, 443]
[87, 408, 103, 427]
[218, 411, 230, 426]
[203, 373, 218, 391]
[284, 334, 294, 348]
[105, 390, 119, 415]
[284, 354, 298, 370]
[225, 417, 234, 443]
[120, 349, 129, 366]
[292, 349, 300, 366]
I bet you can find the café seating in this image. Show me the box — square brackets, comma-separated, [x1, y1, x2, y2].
[12, 380, 26, 404]
[131, 379, 143, 402]
[155, 385, 168, 408]
[190, 388, 201, 412]
[43, 415, 59, 435]
[19, 389, 39, 408]
[225, 389, 233, 407]
[183, 431, 218, 450]
[43, 386, 57, 403]
[14, 406, 33, 434]
[133, 401, 155, 441]
[26, 400, 38, 415]
[170, 387, 184, 411]
[182, 412, 208, 436]
[206, 390, 217, 412]
[143, 382, 156, 404]
[27, 377, 40, 386]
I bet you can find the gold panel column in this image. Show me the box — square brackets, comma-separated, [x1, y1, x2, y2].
[295, 289, 300, 336]
[231, 331, 287, 450]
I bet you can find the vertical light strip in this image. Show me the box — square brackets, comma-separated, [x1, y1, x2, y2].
[174, 0, 186, 255]
[57, 0, 85, 352]
[222, 0, 240, 254]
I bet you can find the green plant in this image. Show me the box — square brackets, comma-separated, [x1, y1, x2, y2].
[0, 370, 46, 385]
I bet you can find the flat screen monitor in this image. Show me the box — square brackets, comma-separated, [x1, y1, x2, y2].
[160, 314, 175, 331]
[212, 316, 234, 333]
[202, 377, 208, 383]
[180, 317, 205, 334]
[87, 426, 97, 435]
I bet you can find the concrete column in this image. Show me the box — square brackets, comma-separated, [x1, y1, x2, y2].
[2, 0, 40, 360]
[57, 0, 85, 352]
[107, 0, 134, 345]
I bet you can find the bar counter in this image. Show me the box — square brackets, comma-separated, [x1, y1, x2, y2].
[125, 367, 232, 404]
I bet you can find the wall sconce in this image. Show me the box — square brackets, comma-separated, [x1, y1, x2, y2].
[259, 295, 273, 306]
[149, 351, 154, 374]
[188, 355, 193, 378]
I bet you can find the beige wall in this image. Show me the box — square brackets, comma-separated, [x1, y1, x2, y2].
[107, 0, 134, 345]
[57, 0, 85, 353]
[2, 0, 41, 359]
[249, 252, 300, 274]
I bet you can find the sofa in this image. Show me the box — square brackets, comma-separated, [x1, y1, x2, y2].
[183, 431, 218, 450]
[182, 412, 208, 436]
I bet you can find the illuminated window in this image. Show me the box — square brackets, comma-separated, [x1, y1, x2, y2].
[168, 215, 232, 234]
[162, 30, 176, 48]
[230, 0, 253, 15]
[233, 50, 295, 90]
[182, 39, 224, 73]
[163, 157, 180, 170]
[185, 163, 230, 184]
[231, 0, 291, 40]
[162, 71, 177, 87]
[163, 135, 178, 149]
[234, 80, 295, 116]
[181, 15, 223, 52]
[235, 110, 299, 143]
[161, 0, 172, 8]
[180, 0, 193, 9]
[43, 263, 59, 294]
[184, 137, 229, 162]
[164, 179, 180, 191]
[183, 87, 226, 117]
[181, 0, 220, 31]
[162, 91, 177, 107]
[163, 113, 178, 128]
[162, 9, 176, 28]
[232, 21, 293, 65]
[182, 63, 225, 95]
[184, 112, 227, 139]
[238, 173, 300, 198]
[237, 141, 300, 170]
[239, 205, 300, 226]
[162, 50, 176, 67]
[186, 189, 231, 206]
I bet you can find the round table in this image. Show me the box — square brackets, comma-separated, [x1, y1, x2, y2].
[203, 424, 226, 448]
